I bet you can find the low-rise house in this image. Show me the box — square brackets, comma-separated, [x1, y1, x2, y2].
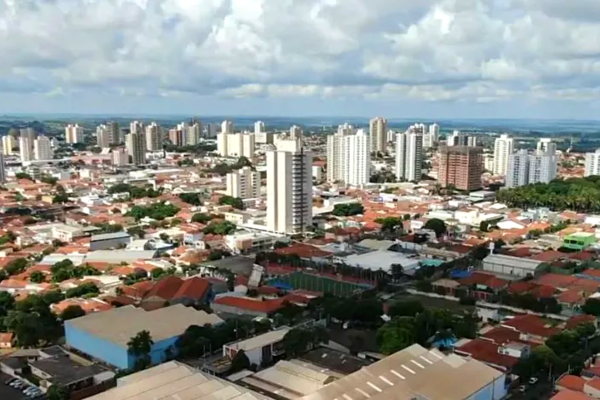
[0, 332, 14, 349]
[223, 328, 290, 366]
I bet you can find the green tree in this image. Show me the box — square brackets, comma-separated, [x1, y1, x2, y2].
[230, 349, 250, 372]
[479, 220, 489, 232]
[47, 385, 71, 400]
[332, 203, 365, 216]
[219, 195, 244, 210]
[377, 317, 417, 355]
[388, 300, 424, 318]
[191, 213, 212, 223]
[29, 271, 46, 284]
[582, 298, 600, 316]
[423, 218, 447, 238]
[59, 305, 86, 321]
[127, 330, 154, 371]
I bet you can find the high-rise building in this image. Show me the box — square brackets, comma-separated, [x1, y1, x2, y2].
[426, 123, 440, 148]
[1, 135, 16, 155]
[0, 152, 5, 183]
[169, 127, 186, 147]
[585, 149, 600, 177]
[266, 138, 312, 235]
[145, 122, 162, 151]
[395, 131, 423, 182]
[96, 125, 111, 148]
[130, 121, 144, 135]
[506, 150, 530, 188]
[254, 121, 266, 135]
[507, 150, 557, 188]
[221, 120, 234, 135]
[20, 128, 36, 142]
[255, 132, 274, 145]
[447, 131, 477, 147]
[187, 122, 202, 146]
[65, 124, 84, 144]
[369, 117, 387, 153]
[226, 166, 260, 199]
[126, 131, 146, 165]
[438, 146, 483, 191]
[107, 121, 120, 145]
[537, 138, 557, 155]
[493, 134, 514, 176]
[386, 130, 396, 143]
[33, 136, 52, 160]
[219, 132, 255, 158]
[289, 125, 303, 139]
[206, 124, 218, 138]
[326, 128, 371, 186]
[112, 148, 130, 166]
[217, 131, 228, 156]
[19, 137, 33, 162]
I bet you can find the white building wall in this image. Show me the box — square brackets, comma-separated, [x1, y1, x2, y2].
[585, 150, 600, 177]
[493, 134, 513, 176]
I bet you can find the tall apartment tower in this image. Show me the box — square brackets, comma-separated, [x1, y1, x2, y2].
[327, 124, 356, 183]
[206, 124, 218, 138]
[187, 121, 202, 146]
[20, 128, 36, 143]
[34, 136, 52, 160]
[423, 123, 439, 149]
[493, 134, 514, 176]
[537, 138, 557, 154]
[126, 131, 146, 165]
[107, 121, 120, 145]
[506, 150, 530, 188]
[395, 131, 423, 182]
[289, 125, 303, 139]
[2, 135, 16, 155]
[254, 121, 266, 134]
[447, 131, 477, 147]
[130, 121, 144, 135]
[266, 138, 312, 235]
[326, 128, 371, 186]
[65, 124, 84, 144]
[585, 149, 600, 177]
[226, 166, 260, 199]
[96, 125, 111, 148]
[219, 132, 255, 158]
[221, 120, 234, 135]
[112, 148, 130, 166]
[217, 120, 233, 156]
[369, 117, 388, 153]
[145, 122, 162, 151]
[507, 150, 557, 187]
[438, 146, 483, 191]
[0, 152, 5, 183]
[19, 137, 33, 162]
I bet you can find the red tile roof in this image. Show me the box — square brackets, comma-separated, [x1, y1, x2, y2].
[481, 326, 522, 344]
[455, 339, 519, 370]
[144, 276, 184, 301]
[551, 389, 592, 400]
[530, 284, 558, 299]
[213, 296, 286, 314]
[501, 314, 560, 338]
[535, 274, 577, 289]
[0, 332, 14, 344]
[557, 289, 585, 305]
[172, 277, 210, 300]
[507, 281, 537, 294]
[531, 250, 565, 262]
[557, 375, 586, 392]
[566, 314, 597, 330]
[586, 378, 600, 391]
[274, 243, 333, 259]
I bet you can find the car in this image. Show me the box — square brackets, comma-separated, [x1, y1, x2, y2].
[21, 385, 31, 393]
[519, 385, 527, 393]
[5, 377, 16, 385]
[529, 377, 539, 385]
[24, 387, 35, 394]
[10, 380, 23, 388]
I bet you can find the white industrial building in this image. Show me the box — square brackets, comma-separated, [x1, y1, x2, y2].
[482, 254, 544, 278]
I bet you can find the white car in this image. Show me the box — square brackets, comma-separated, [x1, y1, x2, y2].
[529, 377, 538, 385]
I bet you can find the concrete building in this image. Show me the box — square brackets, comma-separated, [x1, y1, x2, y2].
[112, 148, 129, 166]
[585, 149, 600, 177]
[447, 131, 477, 147]
[254, 121, 266, 134]
[438, 146, 483, 191]
[506, 150, 529, 188]
[369, 116, 387, 153]
[106, 121, 120, 145]
[222, 120, 234, 135]
[537, 138, 557, 154]
[395, 131, 423, 182]
[327, 127, 371, 186]
[506, 150, 557, 188]
[20, 128, 36, 142]
[223, 328, 289, 366]
[1, 135, 15, 155]
[126, 131, 146, 165]
[19, 136, 33, 162]
[423, 123, 440, 148]
[205, 123, 218, 138]
[0, 152, 5, 183]
[33, 136, 52, 160]
[255, 132, 274, 144]
[65, 124, 84, 144]
[130, 120, 144, 135]
[482, 254, 544, 278]
[226, 166, 260, 199]
[65, 305, 223, 370]
[267, 137, 312, 234]
[168, 126, 186, 147]
[145, 122, 162, 151]
[186, 121, 202, 146]
[218, 132, 255, 158]
[96, 124, 111, 148]
[290, 125, 303, 139]
[493, 134, 514, 176]
[90, 232, 132, 251]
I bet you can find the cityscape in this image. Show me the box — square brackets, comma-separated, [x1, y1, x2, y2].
[3, 1, 600, 400]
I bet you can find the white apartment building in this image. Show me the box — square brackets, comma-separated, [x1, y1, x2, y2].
[369, 117, 388, 153]
[493, 134, 514, 176]
[126, 132, 146, 165]
[326, 128, 371, 186]
[0, 152, 5, 183]
[289, 125, 303, 139]
[221, 120, 234, 134]
[130, 121, 144, 135]
[34, 136, 52, 160]
[20, 128, 35, 142]
[226, 166, 260, 199]
[187, 122, 202, 146]
[537, 138, 557, 154]
[447, 131, 477, 147]
[112, 148, 129, 166]
[506, 150, 529, 188]
[266, 138, 312, 235]
[106, 121, 120, 145]
[96, 125, 111, 148]
[19, 137, 33, 162]
[219, 132, 255, 158]
[206, 124, 218, 138]
[506, 150, 557, 188]
[254, 121, 266, 134]
[65, 124, 84, 144]
[585, 149, 600, 177]
[2, 135, 15, 155]
[145, 122, 162, 151]
[395, 131, 423, 182]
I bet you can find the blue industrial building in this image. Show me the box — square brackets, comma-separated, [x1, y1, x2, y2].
[65, 304, 223, 369]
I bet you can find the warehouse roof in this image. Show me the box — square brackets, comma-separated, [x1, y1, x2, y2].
[91, 232, 131, 242]
[225, 328, 290, 352]
[66, 304, 223, 348]
[342, 250, 420, 272]
[482, 254, 544, 270]
[88, 361, 269, 400]
[84, 250, 157, 263]
[301, 344, 503, 400]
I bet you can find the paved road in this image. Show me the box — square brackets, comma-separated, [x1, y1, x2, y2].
[0, 373, 28, 400]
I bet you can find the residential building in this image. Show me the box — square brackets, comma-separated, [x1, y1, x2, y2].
[20, 128, 36, 142]
[0, 152, 5, 183]
[112, 148, 129, 166]
[96, 124, 111, 148]
[145, 122, 162, 151]
[19, 136, 33, 162]
[290, 125, 303, 139]
[217, 130, 228, 156]
[223, 328, 289, 366]
[537, 138, 557, 154]
[222, 120, 234, 134]
[186, 121, 202, 146]
[65, 305, 223, 369]
[254, 121, 266, 134]
[424, 123, 440, 148]
[1, 135, 15, 155]
[585, 149, 600, 177]
[106, 121, 120, 145]
[65, 124, 84, 144]
[447, 130, 477, 147]
[506, 150, 557, 188]
[219, 132, 255, 158]
[267, 137, 312, 234]
[438, 145, 483, 191]
[506, 150, 529, 188]
[168, 126, 186, 147]
[395, 130, 423, 182]
[255, 131, 274, 144]
[90, 232, 132, 251]
[33, 135, 52, 160]
[226, 166, 260, 199]
[126, 131, 146, 165]
[369, 116, 387, 153]
[482, 254, 544, 278]
[129, 120, 144, 135]
[326, 128, 371, 186]
[493, 134, 514, 176]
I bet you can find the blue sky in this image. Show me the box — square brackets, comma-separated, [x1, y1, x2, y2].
[2, 0, 600, 119]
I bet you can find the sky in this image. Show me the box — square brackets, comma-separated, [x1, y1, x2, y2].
[2, 0, 600, 119]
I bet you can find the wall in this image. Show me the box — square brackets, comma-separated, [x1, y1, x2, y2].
[467, 376, 507, 400]
[211, 303, 268, 318]
[90, 237, 131, 251]
[65, 324, 129, 369]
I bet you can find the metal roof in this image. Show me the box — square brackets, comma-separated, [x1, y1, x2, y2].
[91, 232, 132, 241]
[225, 328, 290, 352]
[482, 254, 544, 270]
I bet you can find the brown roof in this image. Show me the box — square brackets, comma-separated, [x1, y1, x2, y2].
[213, 296, 286, 314]
[501, 314, 560, 338]
[551, 389, 592, 400]
[557, 375, 586, 392]
[274, 243, 333, 259]
[144, 276, 184, 301]
[172, 277, 210, 301]
[455, 338, 519, 370]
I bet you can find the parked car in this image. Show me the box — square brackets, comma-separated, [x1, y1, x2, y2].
[529, 377, 539, 385]
[519, 385, 526, 393]
[5, 378, 16, 385]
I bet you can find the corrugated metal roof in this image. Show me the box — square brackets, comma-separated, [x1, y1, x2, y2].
[91, 232, 131, 241]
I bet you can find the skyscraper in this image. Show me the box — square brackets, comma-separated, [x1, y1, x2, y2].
[254, 121, 266, 134]
[206, 124, 218, 138]
[226, 166, 260, 199]
[217, 131, 228, 156]
[395, 131, 423, 182]
[585, 149, 600, 177]
[0, 152, 5, 183]
[221, 120, 234, 135]
[507, 150, 557, 188]
[145, 122, 162, 151]
[326, 128, 371, 186]
[447, 131, 477, 147]
[20, 128, 36, 143]
[19, 136, 33, 162]
[506, 150, 530, 188]
[493, 134, 514, 176]
[369, 117, 387, 154]
[169, 127, 186, 147]
[2, 135, 16, 155]
[267, 138, 312, 235]
[219, 132, 255, 158]
[107, 121, 120, 145]
[289, 125, 303, 139]
[126, 131, 146, 165]
[34, 136, 52, 160]
[537, 138, 557, 154]
[187, 121, 202, 146]
[130, 121, 144, 135]
[112, 148, 130, 166]
[65, 124, 84, 144]
[96, 125, 111, 148]
[438, 146, 483, 191]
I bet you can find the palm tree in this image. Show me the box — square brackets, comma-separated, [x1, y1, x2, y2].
[128, 330, 154, 370]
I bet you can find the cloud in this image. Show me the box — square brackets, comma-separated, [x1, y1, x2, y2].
[1, 0, 600, 111]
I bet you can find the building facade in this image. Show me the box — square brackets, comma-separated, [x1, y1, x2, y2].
[96, 125, 111, 148]
[33, 136, 53, 160]
[126, 131, 146, 165]
[2, 135, 15, 155]
[438, 146, 483, 191]
[19, 136, 33, 162]
[395, 131, 423, 182]
[369, 117, 387, 153]
[493, 134, 514, 176]
[145, 122, 162, 151]
[65, 124, 84, 144]
[506, 150, 529, 188]
[585, 149, 600, 177]
[226, 166, 260, 199]
[506, 150, 557, 188]
[326, 127, 371, 186]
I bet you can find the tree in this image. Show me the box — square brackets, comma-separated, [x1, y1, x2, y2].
[179, 193, 203, 206]
[479, 220, 489, 232]
[582, 298, 600, 316]
[388, 300, 424, 318]
[332, 203, 364, 217]
[203, 221, 236, 235]
[5, 258, 28, 276]
[391, 264, 404, 282]
[375, 217, 403, 233]
[59, 305, 86, 321]
[423, 218, 447, 238]
[230, 349, 250, 372]
[219, 195, 244, 210]
[127, 330, 154, 370]
[192, 213, 212, 223]
[47, 385, 70, 400]
[29, 271, 46, 284]
[377, 317, 417, 355]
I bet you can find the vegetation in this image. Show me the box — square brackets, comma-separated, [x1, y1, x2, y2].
[219, 195, 244, 210]
[127, 226, 146, 239]
[192, 213, 213, 223]
[0, 231, 17, 245]
[203, 221, 236, 235]
[15, 172, 33, 180]
[29, 271, 46, 283]
[332, 203, 364, 216]
[179, 193, 203, 206]
[47, 385, 71, 400]
[282, 325, 329, 357]
[94, 223, 123, 233]
[209, 156, 252, 176]
[107, 183, 162, 199]
[164, 143, 216, 154]
[127, 202, 180, 221]
[127, 330, 154, 371]
[59, 305, 86, 321]
[51, 260, 100, 283]
[230, 350, 250, 373]
[375, 217, 403, 232]
[52, 193, 70, 204]
[65, 282, 100, 298]
[496, 176, 600, 212]
[40, 175, 58, 185]
[4, 258, 28, 276]
[423, 218, 447, 238]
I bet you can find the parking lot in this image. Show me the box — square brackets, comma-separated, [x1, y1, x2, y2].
[0, 373, 43, 400]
